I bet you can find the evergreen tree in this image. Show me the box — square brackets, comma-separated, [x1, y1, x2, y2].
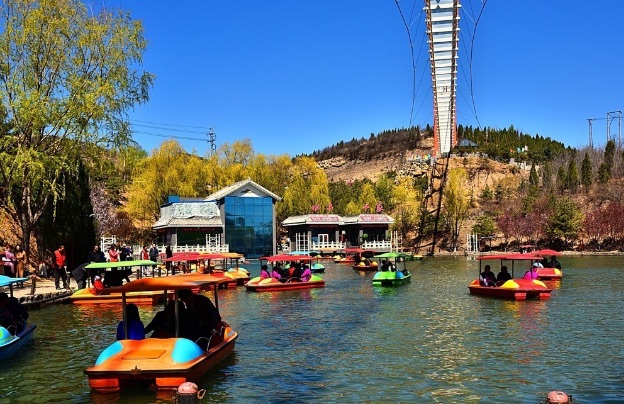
[542, 161, 553, 190]
[529, 165, 539, 188]
[566, 158, 579, 193]
[581, 152, 593, 193]
[604, 140, 616, 180]
[556, 166, 566, 194]
[598, 162, 610, 184]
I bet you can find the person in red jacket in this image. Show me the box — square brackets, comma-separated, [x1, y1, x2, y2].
[53, 245, 69, 290]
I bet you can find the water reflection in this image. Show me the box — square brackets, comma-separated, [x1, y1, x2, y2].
[1, 257, 623, 402]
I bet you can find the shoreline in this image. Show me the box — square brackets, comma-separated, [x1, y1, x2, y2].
[432, 250, 624, 256]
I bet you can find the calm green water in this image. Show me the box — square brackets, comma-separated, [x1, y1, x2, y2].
[0, 256, 623, 403]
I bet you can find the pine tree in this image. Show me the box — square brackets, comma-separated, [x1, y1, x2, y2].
[581, 152, 593, 193]
[529, 165, 540, 188]
[556, 166, 567, 194]
[566, 158, 579, 193]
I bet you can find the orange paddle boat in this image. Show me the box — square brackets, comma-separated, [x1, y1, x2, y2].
[84, 275, 237, 393]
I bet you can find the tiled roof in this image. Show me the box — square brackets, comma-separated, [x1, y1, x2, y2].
[153, 216, 223, 229]
[205, 179, 281, 201]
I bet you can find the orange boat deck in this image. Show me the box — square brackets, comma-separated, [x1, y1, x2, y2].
[468, 279, 553, 300]
[245, 278, 325, 292]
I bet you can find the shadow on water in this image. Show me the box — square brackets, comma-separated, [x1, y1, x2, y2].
[1, 256, 623, 402]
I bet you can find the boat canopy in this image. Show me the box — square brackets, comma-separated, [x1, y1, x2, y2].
[477, 253, 540, 261]
[103, 274, 227, 293]
[162, 253, 226, 262]
[260, 254, 314, 262]
[533, 249, 563, 257]
[85, 260, 156, 269]
[0, 275, 29, 288]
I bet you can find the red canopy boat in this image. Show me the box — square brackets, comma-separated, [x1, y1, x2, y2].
[245, 255, 325, 292]
[469, 254, 553, 300]
[532, 249, 563, 280]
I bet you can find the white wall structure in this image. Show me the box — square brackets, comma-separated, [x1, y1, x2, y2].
[424, 0, 461, 155]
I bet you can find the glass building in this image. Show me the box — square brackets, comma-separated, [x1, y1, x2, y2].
[224, 196, 274, 258]
[153, 180, 281, 258]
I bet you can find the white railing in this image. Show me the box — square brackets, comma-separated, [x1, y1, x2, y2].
[361, 240, 392, 251]
[310, 241, 346, 251]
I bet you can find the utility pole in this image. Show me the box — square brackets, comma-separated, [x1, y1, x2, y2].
[607, 111, 623, 148]
[208, 128, 216, 156]
[588, 118, 593, 148]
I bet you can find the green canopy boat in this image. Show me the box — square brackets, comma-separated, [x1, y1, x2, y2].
[371, 252, 412, 286]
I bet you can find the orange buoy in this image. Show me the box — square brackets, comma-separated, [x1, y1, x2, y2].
[545, 390, 571, 403]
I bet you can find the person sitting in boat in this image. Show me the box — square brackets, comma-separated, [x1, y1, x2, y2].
[116, 303, 145, 340]
[550, 257, 561, 269]
[540, 257, 550, 268]
[289, 263, 303, 279]
[523, 264, 539, 280]
[179, 289, 221, 350]
[0, 293, 17, 331]
[388, 261, 396, 272]
[93, 275, 105, 292]
[260, 264, 270, 280]
[145, 300, 179, 338]
[271, 266, 281, 280]
[363, 258, 371, 266]
[496, 265, 512, 283]
[300, 265, 312, 282]
[380, 260, 389, 272]
[479, 265, 497, 286]
[354, 253, 361, 265]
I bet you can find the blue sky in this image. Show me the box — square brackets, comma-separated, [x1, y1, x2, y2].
[121, 1, 624, 156]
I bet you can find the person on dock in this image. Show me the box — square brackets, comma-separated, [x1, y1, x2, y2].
[14, 245, 25, 287]
[53, 245, 69, 290]
[116, 303, 145, 340]
[107, 244, 119, 262]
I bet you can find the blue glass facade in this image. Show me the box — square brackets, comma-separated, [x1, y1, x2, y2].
[224, 196, 274, 258]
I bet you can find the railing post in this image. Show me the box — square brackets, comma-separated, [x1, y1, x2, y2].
[29, 274, 36, 295]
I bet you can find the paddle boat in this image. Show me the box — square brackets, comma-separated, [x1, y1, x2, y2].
[352, 252, 379, 271]
[372, 252, 412, 286]
[333, 247, 365, 264]
[221, 252, 251, 285]
[84, 275, 237, 393]
[162, 253, 241, 288]
[0, 276, 36, 360]
[245, 255, 325, 292]
[288, 252, 325, 273]
[469, 254, 553, 300]
[532, 249, 563, 280]
[69, 260, 169, 305]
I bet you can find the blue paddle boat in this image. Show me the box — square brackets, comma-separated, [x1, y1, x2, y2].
[0, 275, 36, 360]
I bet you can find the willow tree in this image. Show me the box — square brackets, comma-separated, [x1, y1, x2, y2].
[443, 167, 471, 251]
[279, 156, 330, 219]
[0, 0, 153, 262]
[125, 141, 204, 225]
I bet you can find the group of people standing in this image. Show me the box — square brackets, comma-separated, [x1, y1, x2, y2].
[1, 244, 26, 287]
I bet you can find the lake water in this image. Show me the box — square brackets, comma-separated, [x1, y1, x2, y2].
[0, 256, 623, 403]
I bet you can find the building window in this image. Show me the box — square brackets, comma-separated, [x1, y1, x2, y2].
[224, 196, 273, 258]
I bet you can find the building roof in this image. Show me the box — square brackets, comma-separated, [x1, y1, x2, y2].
[205, 179, 281, 202]
[153, 216, 223, 230]
[342, 214, 395, 225]
[282, 214, 343, 226]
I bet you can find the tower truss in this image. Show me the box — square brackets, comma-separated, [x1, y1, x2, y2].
[424, 0, 461, 155]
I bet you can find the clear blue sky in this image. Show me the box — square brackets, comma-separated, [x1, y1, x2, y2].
[121, 1, 624, 156]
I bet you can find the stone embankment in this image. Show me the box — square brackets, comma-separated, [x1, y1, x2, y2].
[3, 277, 73, 308]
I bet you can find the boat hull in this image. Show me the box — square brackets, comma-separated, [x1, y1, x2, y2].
[352, 265, 379, 272]
[536, 267, 563, 280]
[468, 279, 552, 300]
[372, 271, 411, 286]
[85, 327, 238, 393]
[0, 324, 36, 361]
[69, 288, 167, 305]
[245, 276, 325, 292]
